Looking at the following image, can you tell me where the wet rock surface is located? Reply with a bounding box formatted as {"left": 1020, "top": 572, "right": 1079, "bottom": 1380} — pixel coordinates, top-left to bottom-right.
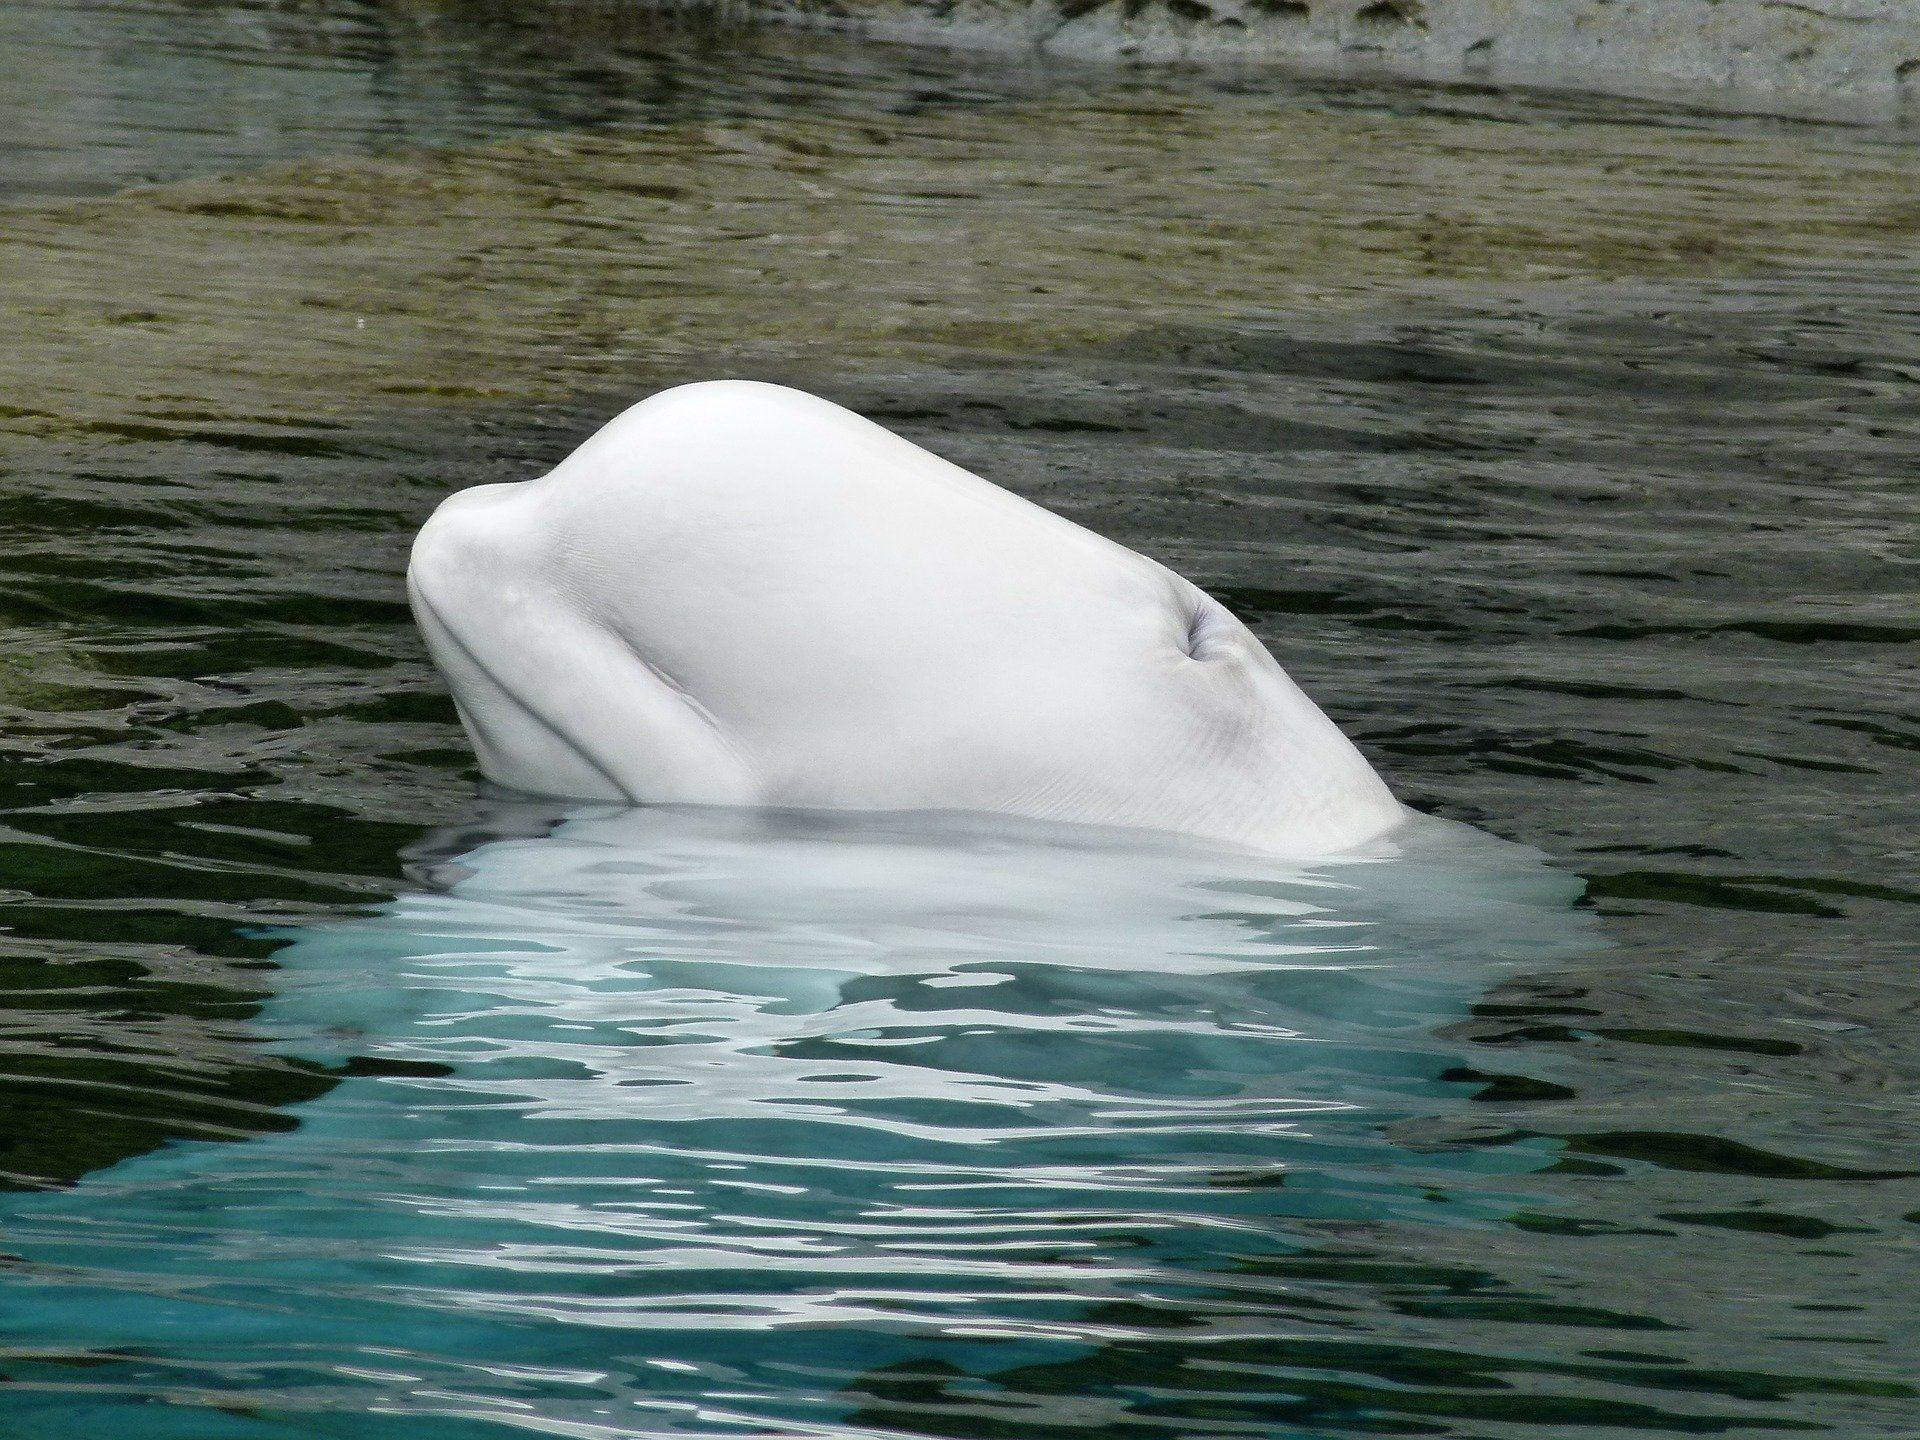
{"left": 724, "top": 0, "right": 1920, "bottom": 120}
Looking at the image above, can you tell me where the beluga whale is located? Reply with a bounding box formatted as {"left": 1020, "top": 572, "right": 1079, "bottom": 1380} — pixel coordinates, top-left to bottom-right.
{"left": 0, "top": 402, "right": 1601, "bottom": 1440}
{"left": 408, "top": 380, "right": 1403, "bottom": 856}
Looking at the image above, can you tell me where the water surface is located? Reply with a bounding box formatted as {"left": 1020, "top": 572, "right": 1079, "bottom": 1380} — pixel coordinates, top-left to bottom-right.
{"left": 0, "top": 3, "right": 1915, "bottom": 1436}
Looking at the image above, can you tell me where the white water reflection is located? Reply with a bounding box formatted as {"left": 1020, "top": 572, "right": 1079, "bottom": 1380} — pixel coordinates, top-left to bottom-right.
{"left": 0, "top": 803, "right": 1588, "bottom": 1437}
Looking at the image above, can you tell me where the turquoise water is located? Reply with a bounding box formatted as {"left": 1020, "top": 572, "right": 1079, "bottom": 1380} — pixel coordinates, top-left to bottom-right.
{"left": 0, "top": 808, "right": 1586, "bottom": 1437}
{"left": 0, "top": 3, "right": 1916, "bottom": 1436}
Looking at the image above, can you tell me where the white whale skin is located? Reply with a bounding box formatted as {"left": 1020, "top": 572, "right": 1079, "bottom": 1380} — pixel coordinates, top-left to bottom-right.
{"left": 407, "top": 380, "right": 1403, "bottom": 856}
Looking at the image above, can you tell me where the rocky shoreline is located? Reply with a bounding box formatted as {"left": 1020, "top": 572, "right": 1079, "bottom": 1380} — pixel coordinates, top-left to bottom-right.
{"left": 712, "top": 0, "right": 1920, "bottom": 121}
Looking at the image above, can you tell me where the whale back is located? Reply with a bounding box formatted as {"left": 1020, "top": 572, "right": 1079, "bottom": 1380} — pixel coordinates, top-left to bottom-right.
{"left": 408, "top": 381, "right": 1400, "bottom": 854}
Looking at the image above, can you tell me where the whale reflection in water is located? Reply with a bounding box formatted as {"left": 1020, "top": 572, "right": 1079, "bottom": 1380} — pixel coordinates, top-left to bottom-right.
{"left": 0, "top": 803, "right": 1593, "bottom": 1438}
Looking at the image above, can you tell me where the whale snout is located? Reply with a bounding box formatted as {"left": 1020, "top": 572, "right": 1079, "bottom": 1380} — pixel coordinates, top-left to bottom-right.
{"left": 407, "top": 482, "right": 545, "bottom": 720}
{"left": 407, "top": 480, "right": 631, "bottom": 803}
{"left": 409, "top": 468, "right": 756, "bottom": 808}
{"left": 409, "top": 482, "right": 532, "bottom": 605}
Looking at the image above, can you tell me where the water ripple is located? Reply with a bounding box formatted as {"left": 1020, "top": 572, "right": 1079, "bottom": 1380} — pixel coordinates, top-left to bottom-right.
{"left": 0, "top": 4, "right": 1915, "bottom": 1436}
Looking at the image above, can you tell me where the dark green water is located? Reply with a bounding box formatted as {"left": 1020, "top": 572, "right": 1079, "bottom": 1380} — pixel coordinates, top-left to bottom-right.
{"left": 0, "top": 3, "right": 1916, "bottom": 1436}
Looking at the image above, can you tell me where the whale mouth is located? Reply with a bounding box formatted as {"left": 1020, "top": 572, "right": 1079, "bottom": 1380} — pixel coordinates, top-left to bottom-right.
{"left": 407, "top": 571, "right": 632, "bottom": 804}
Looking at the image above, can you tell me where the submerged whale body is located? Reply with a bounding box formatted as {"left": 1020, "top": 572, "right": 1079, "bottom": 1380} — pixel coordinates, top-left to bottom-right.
{"left": 409, "top": 380, "right": 1402, "bottom": 855}
{"left": 0, "top": 801, "right": 1589, "bottom": 1438}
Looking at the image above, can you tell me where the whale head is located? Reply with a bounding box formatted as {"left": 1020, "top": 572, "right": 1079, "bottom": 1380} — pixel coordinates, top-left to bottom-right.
{"left": 407, "top": 380, "right": 1402, "bottom": 856}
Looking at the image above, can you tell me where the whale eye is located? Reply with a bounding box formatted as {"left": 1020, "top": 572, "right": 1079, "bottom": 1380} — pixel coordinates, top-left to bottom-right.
{"left": 1183, "top": 596, "right": 1233, "bottom": 661}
